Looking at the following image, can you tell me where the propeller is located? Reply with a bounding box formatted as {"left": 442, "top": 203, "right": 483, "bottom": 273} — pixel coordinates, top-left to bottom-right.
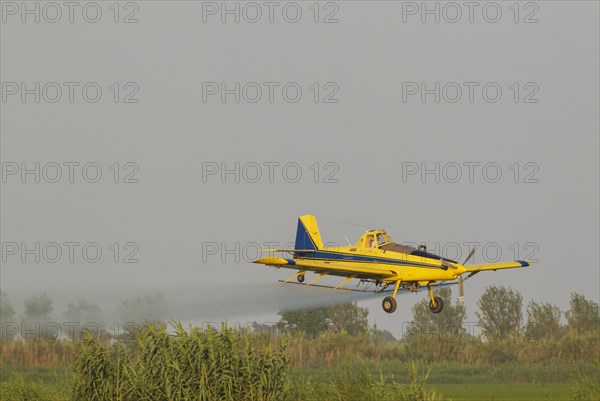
{"left": 458, "top": 246, "right": 476, "bottom": 302}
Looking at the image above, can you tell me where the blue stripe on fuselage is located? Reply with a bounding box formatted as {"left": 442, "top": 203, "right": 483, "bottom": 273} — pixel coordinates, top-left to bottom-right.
{"left": 297, "top": 250, "right": 443, "bottom": 269}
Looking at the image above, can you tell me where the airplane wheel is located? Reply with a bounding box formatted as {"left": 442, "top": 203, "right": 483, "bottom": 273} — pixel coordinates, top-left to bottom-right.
{"left": 429, "top": 296, "right": 444, "bottom": 314}
{"left": 297, "top": 274, "right": 305, "bottom": 283}
{"left": 382, "top": 296, "right": 397, "bottom": 313}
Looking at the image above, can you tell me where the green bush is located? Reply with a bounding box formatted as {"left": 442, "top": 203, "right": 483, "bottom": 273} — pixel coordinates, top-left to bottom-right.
{"left": 71, "top": 323, "right": 289, "bottom": 401}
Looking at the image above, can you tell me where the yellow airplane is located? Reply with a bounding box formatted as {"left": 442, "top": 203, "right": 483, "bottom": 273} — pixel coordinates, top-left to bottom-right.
{"left": 253, "top": 215, "right": 532, "bottom": 314}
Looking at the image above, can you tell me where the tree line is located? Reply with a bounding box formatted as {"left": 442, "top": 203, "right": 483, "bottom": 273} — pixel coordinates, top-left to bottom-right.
{"left": 1, "top": 287, "right": 598, "bottom": 343}
{"left": 0, "top": 291, "right": 169, "bottom": 341}
{"left": 277, "top": 287, "right": 599, "bottom": 341}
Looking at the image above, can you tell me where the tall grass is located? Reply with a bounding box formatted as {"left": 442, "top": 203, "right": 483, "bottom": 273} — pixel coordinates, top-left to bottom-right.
{"left": 2, "top": 326, "right": 597, "bottom": 370}
{"left": 0, "top": 339, "right": 76, "bottom": 368}
{"left": 71, "top": 322, "right": 289, "bottom": 401}
{"left": 1, "top": 373, "right": 70, "bottom": 401}
{"left": 570, "top": 360, "right": 600, "bottom": 401}
{"left": 287, "top": 359, "right": 448, "bottom": 401}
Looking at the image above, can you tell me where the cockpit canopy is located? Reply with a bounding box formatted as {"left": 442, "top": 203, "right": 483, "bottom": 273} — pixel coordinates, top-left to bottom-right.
{"left": 354, "top": 230, "right": 457, "bottom": 263}
{"left": 355, "top": 230, "right": 393, "bottom": 248}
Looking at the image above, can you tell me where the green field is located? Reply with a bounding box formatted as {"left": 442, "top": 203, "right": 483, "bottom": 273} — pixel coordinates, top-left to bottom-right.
{"left": 432, "top": 384, "right": 571, "bottom": 401}
{"left": 289, "top": 363, "right": 583, "bottom": 401}
{"left": 0, "top": 366, "right": 579, "bottom": 401}
{"left": 1, "top": 323, "right": 598, "bottom": 401}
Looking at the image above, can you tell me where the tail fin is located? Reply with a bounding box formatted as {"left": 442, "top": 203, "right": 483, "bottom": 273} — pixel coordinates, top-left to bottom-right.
{"left": 294, "top": 215, "right": 324, "bottom": 250}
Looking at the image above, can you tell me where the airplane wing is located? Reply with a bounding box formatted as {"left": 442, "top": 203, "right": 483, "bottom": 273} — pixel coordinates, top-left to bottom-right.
{"left": 253, "top": 257, "right": 398, "bottom": 280}
{"left": 464, "top": 260, "right": 531, "bottom": 273}
{"left": 279, "top": 279, "right": 458, "bottom": 293}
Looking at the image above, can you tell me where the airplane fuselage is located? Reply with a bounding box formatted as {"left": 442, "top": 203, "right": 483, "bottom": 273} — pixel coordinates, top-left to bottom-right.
{"left": 293, "top": 245, "right": 466, "bottom": 283}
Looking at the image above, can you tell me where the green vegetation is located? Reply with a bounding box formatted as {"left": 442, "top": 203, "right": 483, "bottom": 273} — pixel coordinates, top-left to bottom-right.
{"left": 477, "top": 286, "right": 523, "bottom": 340}
{"left": 0, "top": 290, "right": 598, "bottom": 400}
{"left": 431, "top": 384, "right": 572, "bottom": 401}
{"left": 71, "top": 323, "right": 288, "bottom": 401}
{"left": 278, "top": 302, "right": 369, "bottom": 337}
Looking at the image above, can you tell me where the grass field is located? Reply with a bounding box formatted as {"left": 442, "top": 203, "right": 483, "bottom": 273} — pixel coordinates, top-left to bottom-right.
{"left": 289, "top": 363, "right": 581, "bottom": 401}
{"left": 1, "top": 326, "right": 598, "bottom": 401}
{"left": 0, "top": 364, "right": 580, "bottom": 401}
{"left": 432, "top": 384, "right": 571, "bottom": 401}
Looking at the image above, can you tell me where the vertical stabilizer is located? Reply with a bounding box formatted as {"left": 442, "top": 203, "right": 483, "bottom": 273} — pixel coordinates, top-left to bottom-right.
{"left": 294, "top": 215, "right": 324, "bottom": 250}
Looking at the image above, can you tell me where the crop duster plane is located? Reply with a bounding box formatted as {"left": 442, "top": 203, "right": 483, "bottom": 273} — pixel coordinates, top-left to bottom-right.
{"left": 253, "top": 215, "right": 531, "bottom": 314}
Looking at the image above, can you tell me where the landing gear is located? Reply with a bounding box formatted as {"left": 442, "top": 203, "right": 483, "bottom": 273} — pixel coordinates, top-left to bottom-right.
{"left": 427, "top": 284, "right": 444, "bottom": 314}
{"left": 297, "top": 273, "right": 305, "bottom": 283}
{"left": 429, "top": 296, "right": 444, "bottom": 314}
{"left": 382, "top": 296, "right": 397, "bottom": 313}
{"left": 381, "top": 280, "right": 401, "bottom": 313}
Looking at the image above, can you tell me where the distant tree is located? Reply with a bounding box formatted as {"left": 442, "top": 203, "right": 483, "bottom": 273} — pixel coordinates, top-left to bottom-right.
{"left": 278, "top": 302, "right": 369, "bottom": 337}
{"left": 118, "top": 293, "right": 169, "bottom": 330}
{"left": 327, "top": 302, "right": 369, "bottom": 335}
{"left": 22, "top": 292, "right": 53, "bottom": 323}
{"left": 21, "top": 292, "right": 54, "bottom": 339}
{"left": 477, "top": 286, "right": 523, "bottom": 340}
{"left": 371, "top": 323, "right": 397, "bottom": 345}
{"left": 63, "top": 299, "right": 104, "bottom": 339}
{"left": 525, "top": 300, "right": 562, "bottom": 340}
{"left": 0, "top": 291, "right": 15, "bottom": 321}
{"left": 0, "top": 291, "right": 17, "bottom": 341}
{"left": 566, "top": 293, "right": 600, "bottom": 334}
{"left": 407, "top": 287, "right": 467, "bottom": 340}
{"left": 277, "top": 306, "right": 330, "bottom": 337}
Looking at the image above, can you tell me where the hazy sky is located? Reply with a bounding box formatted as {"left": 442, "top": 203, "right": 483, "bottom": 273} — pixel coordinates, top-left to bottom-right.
{"left": 1, "top": 1, "right": 598, "bottom": 336}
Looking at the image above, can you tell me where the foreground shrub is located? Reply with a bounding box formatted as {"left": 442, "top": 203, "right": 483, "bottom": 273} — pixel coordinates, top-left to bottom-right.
{"left": 71, "top": 323, "right": 289, "bottom": 401}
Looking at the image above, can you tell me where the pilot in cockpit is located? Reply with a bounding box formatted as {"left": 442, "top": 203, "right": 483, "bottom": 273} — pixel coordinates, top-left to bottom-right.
{"left": 366, "top": 235, "right": 376, "bottom": 248}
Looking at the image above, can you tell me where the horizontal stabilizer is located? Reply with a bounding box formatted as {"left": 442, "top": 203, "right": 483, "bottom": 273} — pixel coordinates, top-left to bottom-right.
{"left": 262, "top": 249, "right": 316, "bottom": 253}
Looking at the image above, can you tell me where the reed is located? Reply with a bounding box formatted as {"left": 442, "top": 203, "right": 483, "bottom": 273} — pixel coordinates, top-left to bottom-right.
{"left": 70, "top": 322, "right": 289, "bottom": 401}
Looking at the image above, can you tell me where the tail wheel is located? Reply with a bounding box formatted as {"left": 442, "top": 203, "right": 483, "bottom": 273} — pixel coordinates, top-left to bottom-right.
{"left": 382, "top": 296, "right": 397, "bottom": 314}
{"left": 297, "top": 274, "right": 305, "bottom": 283}
{"left": 429, "top": 296, "right": 444, "bottom": 314}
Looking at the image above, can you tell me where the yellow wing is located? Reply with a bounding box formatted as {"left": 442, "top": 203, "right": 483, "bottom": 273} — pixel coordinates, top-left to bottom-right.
{"left": 464, "top": 260, "right": 531, "bottom": 273}
{"left": 253, "top": 257, "right": 398, "bottom": 280}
